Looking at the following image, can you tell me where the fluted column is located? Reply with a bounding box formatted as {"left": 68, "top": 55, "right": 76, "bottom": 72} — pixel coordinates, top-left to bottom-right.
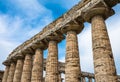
{"left": 58, "top": 73, "right": 62, "bottom": 82}
{"left": 84, "top": 7, "right": 117, "bottom": 82}
{"left": 2, "top": 65, "right": 10, "bottom": 82}
{"left": 13, "top": 58, "right": 24, "bottom": 82}
{"left": 65, "top": 31, "right": 81, "bottom": 82}
{"left": 88, "top": 77, "right": 92, "bottom": 82}
{"left": 92, "top": 15, "right": 117, "bottom": 81}
{"left": 45, "top": 40, "right": 58, "bottom": 82}
{"left": 7, "top": 62, "right": 16, "bottom": 82}
{"left": 62, "top": 22, "right": 83, "bottom": 82}
{"left": 21, "top": 54, "right": 32, "bottom": 82}
{"left": 31, "top": 49, "right": 43, "bottom": 82}
{"left": 81, "top": 77, "right": 86, "bottom": 82}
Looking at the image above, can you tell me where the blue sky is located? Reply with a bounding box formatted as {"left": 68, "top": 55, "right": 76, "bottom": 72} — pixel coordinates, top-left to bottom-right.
{"left": 0, "top": 0, "right": 120, "bottom": 76}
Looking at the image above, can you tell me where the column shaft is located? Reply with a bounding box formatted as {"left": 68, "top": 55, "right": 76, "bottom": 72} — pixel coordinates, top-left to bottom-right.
{"left": 7, "top": 62, "right": 16, "bottom": 82}
{"left": 31, "top": 49, "right": 43, "bottom": 82}
{"left": 58, "top": 73, "right": 62, "bottom": 82}
{"left": 13, "top": 59, "right": 23, "bottom": 82}
{"left": 91, "top": 15, "right": 117, "bottom": 82}
{"left": 21, "top": 54, "right": 32, "bottom": 82}
{"left": 65, "top": 31, "right": 81, "bottom": 82}
{"left": 81, "top": 77, "right": 86, "bottom": 82}
{"left": 2, "top": 66, "right": 10, "bottom": 82}
{"left": 88, "top": 78, "right": 92, "bottom": 82}
{"left": 45, "top": 41, "right": 58, "bottom": 82}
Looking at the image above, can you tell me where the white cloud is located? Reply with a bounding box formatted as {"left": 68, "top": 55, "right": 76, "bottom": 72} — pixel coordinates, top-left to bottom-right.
{"left": 78, "top": 24, "right": 94, "bottom": 73}
{"left": 106, "top": 14, "right": 120, "bottom": 74}
{"left": 9, "top": 0, "right": 53, "bottom": 20}
{"left": 0, "top": 0, "right": 53, "bottom": 70}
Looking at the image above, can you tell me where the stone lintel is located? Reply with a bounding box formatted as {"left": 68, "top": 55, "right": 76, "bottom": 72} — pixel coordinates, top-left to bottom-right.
{"left": 83, "top": 7, "right": 114, "bottom": 22}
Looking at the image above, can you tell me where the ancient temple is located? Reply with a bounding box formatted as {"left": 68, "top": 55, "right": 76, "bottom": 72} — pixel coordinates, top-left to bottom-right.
{"left": 1, "top": 0, "right": 120, "bottom": 82}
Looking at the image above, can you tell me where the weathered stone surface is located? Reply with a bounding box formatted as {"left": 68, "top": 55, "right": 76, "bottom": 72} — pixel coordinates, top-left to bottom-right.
{"left": 13, "top": 59, "right": 23, "bottom": 82}
{"left": 88, "top": 77, "right": 92, "bottom": 82}
{"left": 0, "top": 70, "right": 4, "bottom": 82}
{"left": 7, "top": 62, "right": 16, "bottom": 82}
{"left": 45, "top": 41, "right": 58, "bottom": 82}
{"left": 81, "top": 77, "right": 86, "bottom": 82}
{"left": 61, "top": 21, "right": 84, "bottom": 34}
{"left": 2, "top": 66, "right": 9, "bottom": 82}
{"left": 91, "top": 15, "right": 117, "bottom": 82}
{"left": 31, "top": 49, "right": 43, "bottom": 82}
{"left": 21, "top": 54, "right": 32, "bottom": 82}
{"left": 83, "top": 7, "right": 114, "bottom": 23}
{"left": 65, "top": 31, "right": 81, "bottom": 82}
{"left": 58, "top": 73, "right": 62, "bottom": 82}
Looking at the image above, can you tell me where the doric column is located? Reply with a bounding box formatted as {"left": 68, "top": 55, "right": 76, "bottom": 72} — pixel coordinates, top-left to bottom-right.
{"left": 45, "top": 38, "right": 59, "bottom": 82}
{"left": 21, "top": 54, "right": 32, "bottom": 82}
{"left": 64, "top": 22, "right": 84, "bottom": 82}
{"left": 2, "top": 65, "right": 10, "bottom": 82}
{"left": 7, "top": 62, "right": 16, "bottom": 82}
{"left": 84, "top": 7, "right": 117, "bottom": 82}
{"left": 13, "top": 55, "right": 24, "bottom": 82}
{"left": 58, "top": 73, "right": 62, "bottom": 82}
{"left": 88, "top": 77, "right": 92, "bottom": 82}
{"left": 31, "top": 49, "right": 43, "bottom": 82}
{"left": 81, "top": 77, "right": 86, "bottom": 82}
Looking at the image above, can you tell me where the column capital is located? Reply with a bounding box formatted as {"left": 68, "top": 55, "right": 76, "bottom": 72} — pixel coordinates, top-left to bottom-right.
{"left": 83, "top": 7, "right": 114, "bottom": 22}
{"left": 2, "top": 60, "right": 11, "bottom": 66}
{"left": 14, "top": 54, "right": 24, "bottom": 60}
{"left": 45, "top": 38, "right": 59, "bottom": 82}
{"left": 61, "top": 20, "right": 84, "bottom": 34}
{"left": 31, "top": 48, "right": 43, "bottom": 82}
{"left": 35, "top": 48, "right": 43, "bottom": 52}
{"left": 46, "top": 35, "right": 65, "bottom": 43}
{"left": 31, "top": 40, "right": 48, "bottom": 50}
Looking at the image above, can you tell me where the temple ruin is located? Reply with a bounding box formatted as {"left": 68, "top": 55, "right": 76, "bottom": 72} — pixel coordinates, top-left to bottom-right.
{"left": 1, "top": 0, "right": 120, "bottom": 82}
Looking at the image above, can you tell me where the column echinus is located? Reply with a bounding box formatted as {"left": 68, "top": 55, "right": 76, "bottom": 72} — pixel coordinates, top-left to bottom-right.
{"left": 21, "top": 54, "right": 32, "bottom": 82}
{"left": 31, "top": 48, "right": 43, "bottom": 82}
{"left": 7, "top": 61, "right": 16, "bottom": 82}
{"left": 13, "top": 55, "right": 24, "bottom": 82}
{"left": 83, "top": 5, "right": 117, "bottom": 82}
{"left": 45, "top": 34, "right": 64, "bottom": 82}
{"left": 2, "top": 63, "right": 10, "bottom": 82}
{"left": 62, "top": 21, "right": 84, "bottom": 82}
